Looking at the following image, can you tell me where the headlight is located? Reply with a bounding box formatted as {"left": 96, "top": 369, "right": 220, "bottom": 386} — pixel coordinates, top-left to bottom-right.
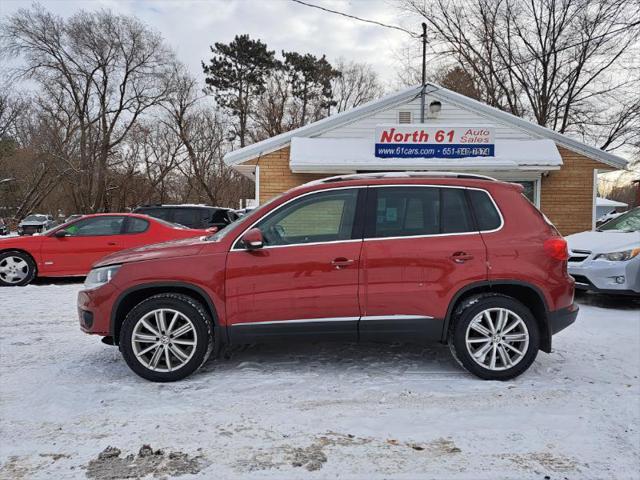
{"left": 84, "top": 265, "right": 121, "bottom": 289}
{"left": 594, "top": 248, "right": 640, "bottom": 262}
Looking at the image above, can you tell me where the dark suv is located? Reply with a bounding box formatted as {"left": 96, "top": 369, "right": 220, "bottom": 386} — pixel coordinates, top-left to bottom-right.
{"left": 80, "top": 173, "right": 578, "bottom": 382}
{"left": 132, "top": 204, "right": 238, "bottom": 231}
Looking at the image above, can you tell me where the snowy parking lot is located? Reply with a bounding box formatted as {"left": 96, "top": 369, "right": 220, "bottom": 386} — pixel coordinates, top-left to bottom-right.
{"left": 0, "top": 282, "right": 638, "bottom": 479}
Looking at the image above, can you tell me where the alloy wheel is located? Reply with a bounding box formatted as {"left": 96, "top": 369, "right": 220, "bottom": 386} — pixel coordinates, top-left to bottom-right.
{"left": 0, "top": 256, "right": 30, "bottom": 284}
{"left": 131, "top": 308, "right": 198, "bottom": 373}
{"left": 464, "top": 307, "right": 530, "bottom": 371}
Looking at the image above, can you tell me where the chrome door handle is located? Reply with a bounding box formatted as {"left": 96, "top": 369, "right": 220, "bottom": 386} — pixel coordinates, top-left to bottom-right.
{"left": 331, "top": 257, "right": 355, "bottom": 269}
{"left": 450, "top": 252, "right": 474, "bottom": 263}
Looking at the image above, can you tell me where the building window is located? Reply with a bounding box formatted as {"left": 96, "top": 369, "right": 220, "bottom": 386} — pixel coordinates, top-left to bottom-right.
{"left": 398, "top": 111, "right": 412, "bottom": 124}
{"left": 512, "top": 181, "right": 538, "bottom": 205}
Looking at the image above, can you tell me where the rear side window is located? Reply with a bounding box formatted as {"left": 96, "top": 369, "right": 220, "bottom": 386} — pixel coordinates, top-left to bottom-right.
{"left": 173, "top": 208, "right": 201, "bottom": 228}
{"left": 141, "top": 208, "right": 172, "bottom": 222}
{"left": 441, "top": 188, "right": 474, "bottom": 233}
{"left": 370, "top": 187, "right": 440, "bottom": 238}
{"left": 368, "top": 186, "right": 477, "bottom": 238}
{"left": 126, "top": 217, "right": 149, "bottom": 234}
{"left": 467, "top": 189, "right": 502, "bottom": 231}
{"left": 210, "top": 209, "right": 231, "bottom": 225}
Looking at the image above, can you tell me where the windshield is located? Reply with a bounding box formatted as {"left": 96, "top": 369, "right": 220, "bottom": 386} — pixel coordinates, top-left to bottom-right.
{"left": 23, "top": 215, "right": 47, "bottom": 222}
{"left": 598, "top": 207, "right": 640, "bottom": 232}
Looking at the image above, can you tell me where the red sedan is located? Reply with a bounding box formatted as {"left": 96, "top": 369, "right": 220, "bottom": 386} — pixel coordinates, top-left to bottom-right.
{"left": 0, "top": 213, "right": 211, "bottom": 286}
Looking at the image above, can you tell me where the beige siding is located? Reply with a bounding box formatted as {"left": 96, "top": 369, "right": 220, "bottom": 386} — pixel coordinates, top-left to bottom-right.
{"left": 317, "top": 94, "right": 537, "bottom": 141}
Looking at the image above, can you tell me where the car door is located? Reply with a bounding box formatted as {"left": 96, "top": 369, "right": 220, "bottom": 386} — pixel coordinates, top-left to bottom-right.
{"left": 359, "top": 185, "right": 487, "bottom": 342}
{"left": 40, "top": 216, "right": 126, "bottom": 275}
{"left": 225, "top": 188, "right": 365, "bottom": 343}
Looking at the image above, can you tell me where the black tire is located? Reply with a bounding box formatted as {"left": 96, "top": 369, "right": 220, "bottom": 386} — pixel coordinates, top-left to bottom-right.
{"left": 449, "top": 293, "right": 540, "bottom": 380}
{"left": 119, "top": 293, "right": 215, "bottom": 382}
{"left": 0, "top": 250, "right": 37, "bottom": 287}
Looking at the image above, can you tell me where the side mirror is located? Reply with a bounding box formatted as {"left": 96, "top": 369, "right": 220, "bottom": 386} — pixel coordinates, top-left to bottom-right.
{"left": 54, "top": 229, "right": 69, "bottom": 238}
{"left": 241, "top": 227, "right": 264, "bottom": 250}
{"left": 205, "top": 226, "right": 219, "bottom": 234}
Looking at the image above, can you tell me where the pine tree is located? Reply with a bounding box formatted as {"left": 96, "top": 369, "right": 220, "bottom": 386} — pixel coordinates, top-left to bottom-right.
{"left": 202, "top": 35, "right": 279, "bottom": 147}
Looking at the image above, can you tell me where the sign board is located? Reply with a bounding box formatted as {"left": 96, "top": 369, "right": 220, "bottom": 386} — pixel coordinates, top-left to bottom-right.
{"left": 375, "top": 125, "right": 495, "bottom": 158}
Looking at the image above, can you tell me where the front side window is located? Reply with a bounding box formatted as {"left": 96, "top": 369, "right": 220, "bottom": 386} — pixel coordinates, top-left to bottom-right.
{"left": 368, "top": 186, "right": 476, "bottom": 238}
{"left": 64, "top": 216, "right": 125, "bottom": 236}
{"left": 252, "top": 189, "right": 359, "bottom": 247}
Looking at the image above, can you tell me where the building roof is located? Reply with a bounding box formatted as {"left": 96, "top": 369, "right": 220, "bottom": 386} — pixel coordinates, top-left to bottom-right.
{"left": 596, "top": 197, "right": 628, "bottom": 208}
{"left": 224, "top": 83, "right": 627, "bottom": 170}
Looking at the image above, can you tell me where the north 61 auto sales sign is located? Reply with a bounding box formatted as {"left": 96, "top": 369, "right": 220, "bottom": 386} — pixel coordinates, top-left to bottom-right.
{"left": 374, "top": 125, "right": 495, "bottom": 159}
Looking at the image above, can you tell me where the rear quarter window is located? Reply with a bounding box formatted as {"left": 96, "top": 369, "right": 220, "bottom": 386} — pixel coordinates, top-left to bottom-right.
{"left": 467, "top": 189, "right": 502, "bottom": 231}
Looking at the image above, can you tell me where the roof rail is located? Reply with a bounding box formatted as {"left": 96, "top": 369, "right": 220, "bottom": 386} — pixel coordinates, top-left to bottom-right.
{"left": 305, "top": 171, "right": 498, "bottom": 185}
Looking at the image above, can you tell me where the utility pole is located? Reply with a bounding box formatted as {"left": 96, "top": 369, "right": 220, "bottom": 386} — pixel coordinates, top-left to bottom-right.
{"left": 420, "top": 22, "right": 427, "bottom": 123}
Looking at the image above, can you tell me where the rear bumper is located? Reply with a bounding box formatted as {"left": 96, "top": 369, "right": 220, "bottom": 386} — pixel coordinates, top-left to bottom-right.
{"left": 548, "top": 303, "right": 579, "bottom": 336}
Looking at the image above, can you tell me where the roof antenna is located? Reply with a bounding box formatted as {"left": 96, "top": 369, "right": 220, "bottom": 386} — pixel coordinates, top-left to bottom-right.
{"left": 420, "top": 22, "right": 427, "bottom": 123}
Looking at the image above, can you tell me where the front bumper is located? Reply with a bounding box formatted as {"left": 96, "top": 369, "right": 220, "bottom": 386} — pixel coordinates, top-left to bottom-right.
{"left": 568, "top": 255, "right": 640, "bottom": 295}
{"left": 77, "top": 283, "right": 119, "bottom": 335}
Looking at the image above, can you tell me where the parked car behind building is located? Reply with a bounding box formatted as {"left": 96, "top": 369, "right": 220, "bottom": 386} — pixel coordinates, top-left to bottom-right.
{"left": 132, "top": 204, "right": 238, "bottom": 231}
{"left": 17, "top": 214, "right": 56, "bottom": 235}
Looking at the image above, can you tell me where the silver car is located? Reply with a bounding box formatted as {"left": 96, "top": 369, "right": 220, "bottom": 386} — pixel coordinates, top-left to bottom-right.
{"left": 566, "top": 207, "right": 640, "bottom": 295}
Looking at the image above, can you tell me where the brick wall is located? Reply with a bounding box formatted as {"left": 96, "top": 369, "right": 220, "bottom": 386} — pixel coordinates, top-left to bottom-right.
{"left": 240, "top": 144, "right": 613, "bottom": 236}
{"left": 540, "top": 147, "right": 612, "bottom": 236}
{"left": 240, "top": 147, "right": 325, "bottom": 204}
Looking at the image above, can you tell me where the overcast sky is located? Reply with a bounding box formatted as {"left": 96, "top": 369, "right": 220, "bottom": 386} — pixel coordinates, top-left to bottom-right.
{"left": 0, "top": 0, "right": 418, "bottom": 87}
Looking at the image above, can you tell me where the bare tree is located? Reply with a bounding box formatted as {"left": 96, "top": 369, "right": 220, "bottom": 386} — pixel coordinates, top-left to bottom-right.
{"left": 401, "top": 0, "right": 640, "bottom": 152}
{"left": 1, "top": 5, "right": 175, "bottom": 212}
{"left": 331, "top": 58, "right": 385, "bottom": 113}
{"left": 163, "top": 67, "right": 252, "bottom": 207}
{"left": 251, "top": 72, "right": 297, "bottom": 141}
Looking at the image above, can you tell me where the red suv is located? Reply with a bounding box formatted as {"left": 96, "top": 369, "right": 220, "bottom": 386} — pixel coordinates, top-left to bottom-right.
{"left": 78, "top": 173, "right": 578, "bottom": 382}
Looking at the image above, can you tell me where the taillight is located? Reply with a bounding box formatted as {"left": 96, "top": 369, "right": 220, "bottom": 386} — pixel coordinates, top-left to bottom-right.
{"left": 544, "top": 237, "right": 569, "bottom": 261}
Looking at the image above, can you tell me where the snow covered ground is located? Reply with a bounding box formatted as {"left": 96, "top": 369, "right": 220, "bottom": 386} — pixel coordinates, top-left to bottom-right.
{"left": 0, "top": 282, "right": 638, "bottom": 479}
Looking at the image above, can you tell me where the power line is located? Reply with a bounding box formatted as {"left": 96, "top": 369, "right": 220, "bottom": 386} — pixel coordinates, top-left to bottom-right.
{"left": 291, "top": 0, "right": 639, "bottom": 74}
{"left": 290, "top": 0, "right": 419, "bottom": 37}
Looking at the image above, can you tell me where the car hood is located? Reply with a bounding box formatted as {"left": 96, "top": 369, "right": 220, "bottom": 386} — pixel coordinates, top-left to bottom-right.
{"left": 566, "top": 230, "right": 640, "bottom": 254}
{"left": 94, "top": 236, "right": 212, "bottom": 268}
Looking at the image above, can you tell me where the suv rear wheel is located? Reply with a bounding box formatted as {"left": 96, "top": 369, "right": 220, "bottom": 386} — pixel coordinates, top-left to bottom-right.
{"left": 120, "top": 293, "right": 214, "bottom": 382}
{"left": 449, "top": 294, "right": 540, "bottom": 380}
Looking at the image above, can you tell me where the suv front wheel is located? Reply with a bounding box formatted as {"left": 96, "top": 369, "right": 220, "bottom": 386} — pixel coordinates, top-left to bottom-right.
{"left": 120, "top": 293, "right": 214, "bottom": 382}
{"left": 449, "top": 294, "right": 540, "bottom": 380}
